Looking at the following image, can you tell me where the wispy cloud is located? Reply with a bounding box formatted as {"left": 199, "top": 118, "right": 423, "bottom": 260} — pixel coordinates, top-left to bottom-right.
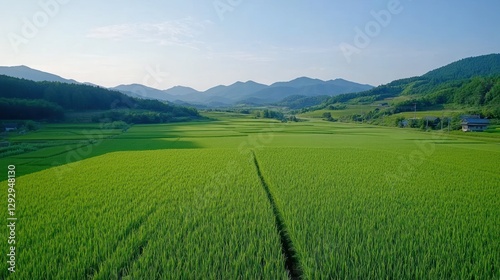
{"left": 208, "top": 45, "right": 336, "bottom": 63}
{"left": 86, "top": 18, "right": 211, "bottom": 49}
{"left": 211, "top": 51, "right": 275, "bottom": 63}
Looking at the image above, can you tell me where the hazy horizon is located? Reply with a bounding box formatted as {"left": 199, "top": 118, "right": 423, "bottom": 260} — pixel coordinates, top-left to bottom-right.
{"left": 2, "top": 0, "right": 499, "bottom": 91}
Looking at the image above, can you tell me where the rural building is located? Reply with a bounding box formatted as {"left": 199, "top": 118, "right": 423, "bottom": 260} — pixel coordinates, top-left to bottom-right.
{"left": 400, "top": 119, "right": 409, "bottom": 127}
{"left": 461, "top": 116, "right": 489, "bottom": 132}
{"left": 4, "top": 123, "right": 18, "bottom": 132}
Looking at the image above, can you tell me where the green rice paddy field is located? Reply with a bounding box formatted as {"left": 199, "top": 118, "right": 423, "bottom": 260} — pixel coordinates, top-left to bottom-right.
{"left": 1, "top": 112, "right": 499, "bottom": 279}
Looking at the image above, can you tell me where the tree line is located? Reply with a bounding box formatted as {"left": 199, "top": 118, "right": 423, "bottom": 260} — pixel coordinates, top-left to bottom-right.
{"left": 0, "top": 75, "right": 200, "bottom": 122}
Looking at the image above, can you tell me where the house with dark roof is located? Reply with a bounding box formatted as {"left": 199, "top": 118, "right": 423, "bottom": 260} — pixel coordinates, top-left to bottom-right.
{"left": 461, "top": 116, "right": 489, "bottom": 132}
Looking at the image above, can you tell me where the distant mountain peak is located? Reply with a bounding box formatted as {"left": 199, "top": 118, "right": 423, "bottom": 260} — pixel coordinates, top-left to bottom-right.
{"left": 163, "top": 85, "right": 201, "bottom": 97}
{"left": 0, "top": 65, "right": 79, "bottom": 84}
{"left": 119, "top": 83, "right": 148, "bottom": 88}
{"left": 170, "top": 85, "right": 194, "bottom": 89}
{"left": 112, "top": 84, "right": 176, "bottom": 101}
{"left": 242, "top": 80, "right": 262, "bottom": 85}
{"left": 13, "top": 65, "right": 33, "bottom": 70}
{"left": 229, "top": 80, "right": 261, "bottom": 86}
{"left": 293, "top": 76, "right": 320, "bottom": 81}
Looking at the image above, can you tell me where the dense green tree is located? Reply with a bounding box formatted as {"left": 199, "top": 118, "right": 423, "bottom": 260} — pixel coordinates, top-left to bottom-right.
{"left": 0, "top": 98, "right": 64, "bottom": 120}
{"left": 0, "top": 75, "right": 201, "bottom": 122}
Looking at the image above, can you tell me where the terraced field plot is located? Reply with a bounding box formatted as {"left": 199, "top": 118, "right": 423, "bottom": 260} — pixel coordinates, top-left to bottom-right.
{"left": 1, "top": 113, "right": 499, "bottom": 278}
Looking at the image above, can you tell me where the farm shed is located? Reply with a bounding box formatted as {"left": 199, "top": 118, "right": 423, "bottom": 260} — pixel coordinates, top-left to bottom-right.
{"left": 461, "top": 117, "right": 489, "bottom": 132}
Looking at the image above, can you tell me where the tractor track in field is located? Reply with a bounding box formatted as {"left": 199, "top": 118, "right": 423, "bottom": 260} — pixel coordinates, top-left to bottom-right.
{"left": 87, "top": 203, "right": 158, "bottom": 280}
{"left": 251, "top": 151, "right": 303, "bottom": 280}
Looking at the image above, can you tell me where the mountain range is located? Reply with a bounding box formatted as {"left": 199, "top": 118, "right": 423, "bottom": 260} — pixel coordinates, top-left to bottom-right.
{"left": 4, "top": 53, "right": 498, "bottom": 112}
{"left": 0, "top": 65, "right": 373, "bottom": 107}
{"left": 1, "top": 53, "right": 499, "bottom": 120}
{"left": 115, "top": 78, "right": 373, "bottom": 106}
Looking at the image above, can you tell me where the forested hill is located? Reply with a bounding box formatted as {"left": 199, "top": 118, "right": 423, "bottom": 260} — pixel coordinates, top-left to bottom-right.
{"left": 0, "top": 75, "right": 200, "bottom": 122}
{"left": 422, "top": 53, "right": 500, "bottom": 81}
{"left": 317, "top": 54, "right": 500, "bottom": 118}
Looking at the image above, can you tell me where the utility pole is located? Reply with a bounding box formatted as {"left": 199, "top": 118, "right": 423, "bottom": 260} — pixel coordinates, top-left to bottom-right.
{"left": 413, "top": 103, "right": 417, "bottom": 119}
{"left": 441, "top": 113, "right": 444, "bottom": 130}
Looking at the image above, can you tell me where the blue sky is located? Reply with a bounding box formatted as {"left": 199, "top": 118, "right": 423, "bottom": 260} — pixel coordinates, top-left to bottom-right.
{"left": 1, "top": 0, "right": 499, "bottom": 91}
